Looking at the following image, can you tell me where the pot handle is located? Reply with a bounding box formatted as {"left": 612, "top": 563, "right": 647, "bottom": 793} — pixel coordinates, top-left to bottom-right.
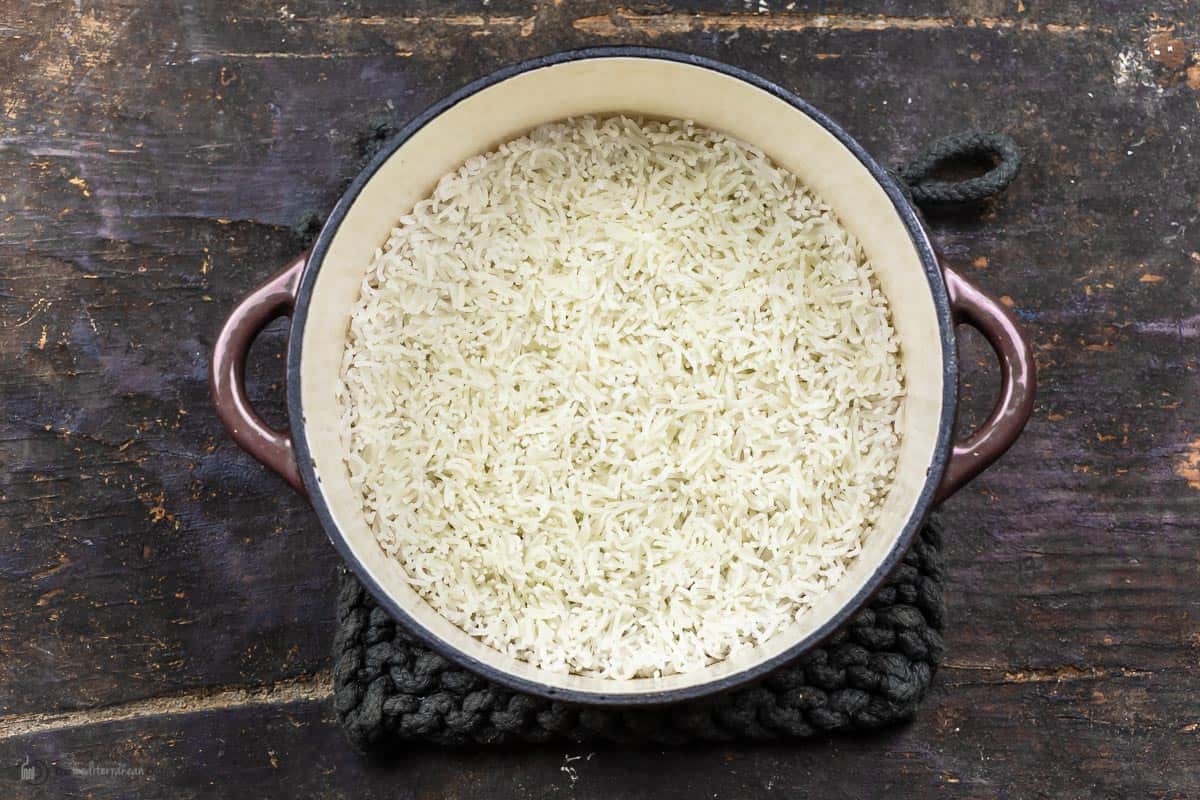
{"left": 936, "top": 265, "right": 1036, "bottom": 503}
{"left": 210, "top": 254, "right": 307, "bottom": 495}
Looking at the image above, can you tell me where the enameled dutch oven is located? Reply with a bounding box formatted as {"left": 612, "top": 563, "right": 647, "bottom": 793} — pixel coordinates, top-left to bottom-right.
{"left": 211, "top": 48, "right": 1035, "bottom": 705}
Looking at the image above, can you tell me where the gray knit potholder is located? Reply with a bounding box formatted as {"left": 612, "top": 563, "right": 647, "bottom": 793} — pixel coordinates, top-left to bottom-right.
{"left": 332, "top": 516, "right": 945, "bottom": 749}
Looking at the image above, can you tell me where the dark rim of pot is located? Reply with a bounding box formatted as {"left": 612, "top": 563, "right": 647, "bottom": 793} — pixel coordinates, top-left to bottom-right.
{"left": 287, "top": 46, "right": 958, "bottom": 707}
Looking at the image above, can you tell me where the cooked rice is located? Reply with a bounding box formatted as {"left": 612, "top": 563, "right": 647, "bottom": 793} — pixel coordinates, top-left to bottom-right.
{"left": 336, "top": 116, "right": 904, "bottom": 679}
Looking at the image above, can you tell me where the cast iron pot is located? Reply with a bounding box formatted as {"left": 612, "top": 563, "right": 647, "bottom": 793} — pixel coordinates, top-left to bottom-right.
{"left": 211, "top": 48, "right": 1035, "bottom": 705}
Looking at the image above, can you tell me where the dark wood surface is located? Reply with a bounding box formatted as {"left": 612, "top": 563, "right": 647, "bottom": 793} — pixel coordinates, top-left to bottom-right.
{"left": 2, "top": 1, "right": 1198, "bottom": 797}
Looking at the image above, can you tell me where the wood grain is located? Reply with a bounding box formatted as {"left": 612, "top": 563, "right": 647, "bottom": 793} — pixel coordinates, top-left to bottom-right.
{"left": 1, "top": 0, "right": 1198, "bottom": 797}
{"left": 0, "top": 672, "right": 1195, "bottom": 798}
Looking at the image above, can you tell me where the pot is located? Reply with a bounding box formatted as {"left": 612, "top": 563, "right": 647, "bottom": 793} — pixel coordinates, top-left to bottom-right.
{"left": 210, "top": 48, "right": 1035, "bottom": 705}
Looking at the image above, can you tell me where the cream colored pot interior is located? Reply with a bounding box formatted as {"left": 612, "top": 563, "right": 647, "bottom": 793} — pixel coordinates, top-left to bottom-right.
{"left": 299, "top": 57, "right": 946, "bottom": 696}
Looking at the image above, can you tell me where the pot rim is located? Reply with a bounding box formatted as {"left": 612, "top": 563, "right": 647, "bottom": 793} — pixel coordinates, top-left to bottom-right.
{"left": 286, "top": 46, "right": 958, "bottom": 706}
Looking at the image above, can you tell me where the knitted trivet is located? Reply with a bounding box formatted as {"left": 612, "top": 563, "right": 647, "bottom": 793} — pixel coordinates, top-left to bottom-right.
{"left": 333, "top": 517, "right": 944, "bottom": 749}
{"left": 316, "top": 124, "right": 1019, "bottom": 750}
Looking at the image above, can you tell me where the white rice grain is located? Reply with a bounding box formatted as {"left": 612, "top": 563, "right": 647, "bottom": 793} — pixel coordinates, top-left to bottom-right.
{"left": 337, "top": 116, "right": 904, "bottom": 679}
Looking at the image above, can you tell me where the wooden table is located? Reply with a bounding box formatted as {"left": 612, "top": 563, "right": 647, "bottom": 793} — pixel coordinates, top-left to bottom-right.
{"left": 2, "top": 1, "right": 1197, "bottom": 797}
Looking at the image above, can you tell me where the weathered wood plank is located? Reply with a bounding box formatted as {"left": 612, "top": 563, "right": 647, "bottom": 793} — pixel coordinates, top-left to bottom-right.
{"left": 0, "top": 668, "right": 1196, "bottom": 798}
